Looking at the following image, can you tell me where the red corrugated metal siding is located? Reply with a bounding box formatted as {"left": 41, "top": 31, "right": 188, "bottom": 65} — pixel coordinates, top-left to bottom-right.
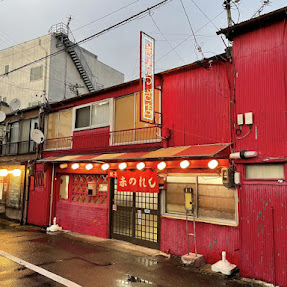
{"left": 160, "top": 217, "right": 240, "bottom": 266}
{"left": 72, "top": 127, "right": 110, "bottom": 151}
{"left": 161, "top": 62, "right": 232, "bottom": 147}
{"left": 233, "top": 21, "right": 287, "bottom": 159}
{"left": 27, "top": 164, "right": 52, "bottom": 226}
{"left": 240, "top": 182, "right": 287, "bottom": 286}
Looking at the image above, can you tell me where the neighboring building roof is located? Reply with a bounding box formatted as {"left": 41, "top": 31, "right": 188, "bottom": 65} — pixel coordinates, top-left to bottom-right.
{"left": 49, "top": 53, "right": 229, "bottom": 109}
{"left": 217, "top": 6, "right": 287, "bottom": 40}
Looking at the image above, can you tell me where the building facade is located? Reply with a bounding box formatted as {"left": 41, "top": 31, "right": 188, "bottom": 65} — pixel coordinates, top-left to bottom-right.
{"left": 0, "top": 106, "right": 41, "bottom": 221}
{"left": 0, "top": 23, "right": 124, "bottom": 108}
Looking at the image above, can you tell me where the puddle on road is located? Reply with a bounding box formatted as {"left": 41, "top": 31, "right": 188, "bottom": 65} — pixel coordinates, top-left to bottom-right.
{"left": 138, "top": 257, "right": 158, "bottom": 267}
{"left": 118, "top": 275, "right": 153, "bottom": 285}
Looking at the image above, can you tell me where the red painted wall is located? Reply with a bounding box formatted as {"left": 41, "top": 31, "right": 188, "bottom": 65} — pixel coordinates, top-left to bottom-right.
{"left": 239, "top": 182, "right": 287, "bottom": 287}
{"left": 161, "top": 61, "right": 232, "bottom": 147}
{"left": 161, "top": 217, "right": 240, "bottom": 266}
{"left": 233, "top": 21, "right": 287, "bottom": 159}
{"left": 56, "top": 202, "right": 108, "bottom": 238}
{"left": 27, "top": 163, "right": 51, "bottom": 226}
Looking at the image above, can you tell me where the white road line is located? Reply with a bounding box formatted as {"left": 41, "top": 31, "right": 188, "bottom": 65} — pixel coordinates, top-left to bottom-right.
{"left": 0, "top": 250, "right": 82, "bottom": 287}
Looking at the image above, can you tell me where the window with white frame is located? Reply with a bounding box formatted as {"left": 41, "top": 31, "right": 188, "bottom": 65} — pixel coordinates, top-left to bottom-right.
{"left": 165, "top": 174, "right": 237, "bottom": 223}
{"left": 74, "top": 100, "right": 110, "bottom": 130}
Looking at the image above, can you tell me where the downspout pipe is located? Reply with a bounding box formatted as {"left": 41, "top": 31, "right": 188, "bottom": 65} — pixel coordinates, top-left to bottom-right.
{"left": 49, "top": 163, "right": 55, "bottom": 226}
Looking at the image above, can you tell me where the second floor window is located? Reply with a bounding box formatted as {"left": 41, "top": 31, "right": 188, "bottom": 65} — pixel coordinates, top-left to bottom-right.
{"left": 74, "top": 100, "right": 110, "bottom": 130}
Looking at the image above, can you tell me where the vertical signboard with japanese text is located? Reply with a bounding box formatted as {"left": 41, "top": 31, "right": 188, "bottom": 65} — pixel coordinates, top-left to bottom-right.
{"left": 140, "top": 31, "right": 155, "bottom": 123}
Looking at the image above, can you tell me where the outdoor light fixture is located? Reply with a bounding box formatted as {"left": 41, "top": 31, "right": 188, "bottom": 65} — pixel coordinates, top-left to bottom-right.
{"left": 137, "top": 162, "right": 145, "bottom": 170}
{"left": 85, "top": 163, "right": 93, "bottom": 170}
{"left": 71, "top": 163, "right": 79, "bottom": 170}
{"left": 0, "top": 169, "right": 8, "bottom": 177}
{"left": 208, "top": 159, "right": 219, "bottom": 169}
{"left": 101, "top": 163, "right": 110, "bottom": 171}
{"left": 59, "top": 163, "right": 68, "bottom": 169}
{"left": 157, "top": 161, "right": 167, "bottom": 170}
{"left": 180, "top": 160, "right": 190, "bottom": 169}
{"left": 12, "top": 169, "right": 21, "bottom": 177}
{"left": 119, "top": 162, "right": 127, "bottom": 170}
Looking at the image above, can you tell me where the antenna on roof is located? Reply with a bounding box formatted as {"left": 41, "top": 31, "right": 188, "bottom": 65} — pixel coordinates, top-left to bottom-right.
{"left": 0, "top": 111, "right": 6, "bottom": 122}
{"left": 9, "top": 98, "right": 21, "bottom": 112}
{"left": 31, "top": 129, "right": 45, "bottom": 144}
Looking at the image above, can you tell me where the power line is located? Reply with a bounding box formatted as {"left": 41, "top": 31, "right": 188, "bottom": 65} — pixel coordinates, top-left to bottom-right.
{"left": 149, "top": 13, "right": 186, "bottom": 64}
{"left": 189, "top": 0, "right": 219, "bottom": 30}
{"left": 179, "top": 0, "right": 204, "bottom": 59}
{"left": 156, "top": 10, "right": 225, "bottom": 63}
{"left": 73, "top": 0, "right": 140, "bottom": 32}
{"left": 0, "top": 0, "right": 172, "bottom": 78}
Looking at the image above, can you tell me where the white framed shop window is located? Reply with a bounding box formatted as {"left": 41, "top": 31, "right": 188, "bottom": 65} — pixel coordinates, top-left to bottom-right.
{"left": 164, "top": 173, "right": 238, "bottom": 226}
{"left": 246, "top": 164, "right": 285, "bottom": 179}
{"left": 73, "top": 99, "right": 112, "bottom": 131}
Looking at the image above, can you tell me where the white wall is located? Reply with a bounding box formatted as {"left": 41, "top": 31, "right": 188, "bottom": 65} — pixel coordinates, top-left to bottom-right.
{"left": 0, "top": 33, "right": 124, "bottom": 108}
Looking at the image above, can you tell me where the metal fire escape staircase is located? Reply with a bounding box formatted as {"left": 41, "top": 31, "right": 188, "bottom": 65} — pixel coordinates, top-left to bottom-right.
{"left": 49, "top": 23, "right": 101, "bottom": 93}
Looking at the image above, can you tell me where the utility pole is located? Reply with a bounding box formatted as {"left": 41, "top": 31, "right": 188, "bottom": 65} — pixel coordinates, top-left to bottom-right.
{"left": 223, "top": 0, "right": 232, "bottom": 27}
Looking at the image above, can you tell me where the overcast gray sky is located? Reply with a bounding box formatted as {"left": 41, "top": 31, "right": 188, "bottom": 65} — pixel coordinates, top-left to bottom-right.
{"left": 0, "top": 0, "right": 286, "bottom": 82}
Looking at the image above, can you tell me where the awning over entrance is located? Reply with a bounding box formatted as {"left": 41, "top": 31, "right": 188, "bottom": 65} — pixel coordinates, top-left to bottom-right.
{"left": 39, "top": 143, "right": 231, "bottom": 163}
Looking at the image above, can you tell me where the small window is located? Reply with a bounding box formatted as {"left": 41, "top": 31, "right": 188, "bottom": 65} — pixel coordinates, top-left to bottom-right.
{"left": 3, "top": 97, "right": 7, "bottom": 103}
{"left": 74, "top": 100, "right": 110, "bottom": 130}
{"left": 59, "top": 175, "right": 69, "bottom": 199}
{"left": 30, "top": 66, "right": 43, "bottom": 81}
{"left": 246, "top": 164, "right": 284, "bottom": 179}
{"left": 4, "top": 65, "right": 9, "bottom": 74}
{"left": 75, "top": 106, "right": 90, "bottom": 128}
{"left": 91, "top": 101, "right": 109, "bottom": 127}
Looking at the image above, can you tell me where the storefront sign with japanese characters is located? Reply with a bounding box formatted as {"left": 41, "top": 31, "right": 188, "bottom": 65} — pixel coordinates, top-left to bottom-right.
{"left": 117, "top": 169, "right": 159, "bottom": 193}
{"left": 140, "top": 31, "right": 155, "bottom": 123}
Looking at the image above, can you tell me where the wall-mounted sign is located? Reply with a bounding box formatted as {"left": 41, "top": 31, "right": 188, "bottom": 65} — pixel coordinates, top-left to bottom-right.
{"left": 140, "top": 31, "right": 155, "bottom": 123}
{"left": 117, "top": 169, "right": 159, "bottom": 193}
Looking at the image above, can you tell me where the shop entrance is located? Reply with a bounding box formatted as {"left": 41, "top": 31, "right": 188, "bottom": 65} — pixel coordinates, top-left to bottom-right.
{"left": 110, "top": 179, "right": 160, "bottom": 249}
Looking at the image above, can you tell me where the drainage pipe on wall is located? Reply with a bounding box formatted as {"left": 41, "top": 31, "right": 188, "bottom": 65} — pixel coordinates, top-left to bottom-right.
{"left": 49, "top": 163, "right": 55, "bottom": 226}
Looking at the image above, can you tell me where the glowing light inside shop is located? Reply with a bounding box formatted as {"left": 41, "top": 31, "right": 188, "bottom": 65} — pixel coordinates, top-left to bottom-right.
{"left": 0, "top": 169, "right": 8, "bottom": 177}
{"left": 137, "top": 162, "right": 145, "bottom": 170}
{"left": 85, "top": 163, "right": 93, "bottom": 170}
{"left": 119, "top": 162, "right": 127, "bottom": 170}
{"left": 208, "top": 159, "right": 219, "bottom": 169}
{"left": 101, "top": 163, "right": 110, "bottom": 171}
{"left": 157, "top": 161, "right": 166, "bottom": 170}
{"left": 12, "top": 169, "right": 21, "bottom": 177}
{"left": 180, "top": 160, "right": 190, "bottom": 169}
{"left": 59, "top": 163, "right": 68, "bottom": 169}
{"left": 71, "top": 163, "right": 80, "bottom": 170}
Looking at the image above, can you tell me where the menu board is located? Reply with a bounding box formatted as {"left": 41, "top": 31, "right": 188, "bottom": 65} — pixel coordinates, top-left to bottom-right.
{"left": 9, "top": 176, "right": 21, "bottom": 207}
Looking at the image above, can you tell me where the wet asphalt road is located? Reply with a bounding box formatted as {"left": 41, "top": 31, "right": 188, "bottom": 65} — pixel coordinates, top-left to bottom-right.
{"left": 0, "top": 219, "right": 260, "bottom": 287}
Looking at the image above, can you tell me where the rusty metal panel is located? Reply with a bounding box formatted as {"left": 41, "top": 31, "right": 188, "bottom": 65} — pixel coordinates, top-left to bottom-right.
{"left": 161, "top": 61, "right": 232, "bottom": 147}
{"left": 240, "top": 183, "right": 287, "bottom": 286}
{"left": 233, "top": 21, "right": 287, "bottom": 160}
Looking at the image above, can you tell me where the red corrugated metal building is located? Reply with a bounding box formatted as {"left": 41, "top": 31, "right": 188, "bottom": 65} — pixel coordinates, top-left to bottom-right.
{"left": 218, "top": 7, "right": 287, "bottom": 286}
{"left": 27, "top": 54, "right": 239, "bottom": 264}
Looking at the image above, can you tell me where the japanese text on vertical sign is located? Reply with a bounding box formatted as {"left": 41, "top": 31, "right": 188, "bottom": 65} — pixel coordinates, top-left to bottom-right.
{"left": 140, "top": 32, "right": 155, "bottom": 122}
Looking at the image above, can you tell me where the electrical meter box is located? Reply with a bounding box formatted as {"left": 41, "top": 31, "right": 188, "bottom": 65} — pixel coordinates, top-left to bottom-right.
{"left": 87, "top": 182, "right": 97, "bottom": 196}
{"left": 221, "top": 167, "right": 235, "bottom": 188}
